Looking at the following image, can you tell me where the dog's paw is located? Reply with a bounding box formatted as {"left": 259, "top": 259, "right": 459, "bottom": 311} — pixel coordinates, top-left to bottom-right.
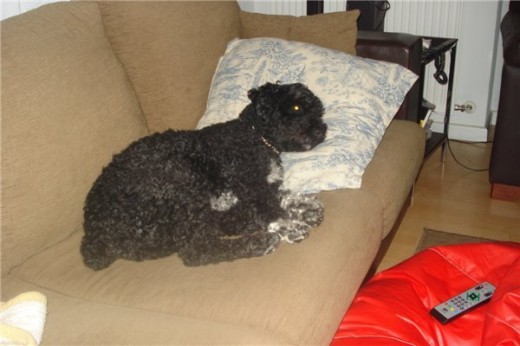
{"left": 280, "top": 192, "right": 324, "bottom": 227}
{"left": 246, "top": 232, "right": 280, "bottom": 257}
{"left": 268, "top": 219, "right": 310, "bottom": 244}
{"left": 262, "top": 233, "right": 281, "bottom": 255}
{"left": 301, "top": 205, "right": 324, "bottom": 227}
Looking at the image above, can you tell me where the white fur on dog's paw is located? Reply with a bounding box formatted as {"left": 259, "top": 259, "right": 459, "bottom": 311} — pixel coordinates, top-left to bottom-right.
{"left": 268, "top": 218, "right": 311, "bottom": 244}
{"left": 280, "top": 192, "right": 324, "bottom": 227}
{"left": 210, "top": 190, "right": 238, "bottom": 212}
{"left": 263, "top": 236, "right": 280, "bottom": 255}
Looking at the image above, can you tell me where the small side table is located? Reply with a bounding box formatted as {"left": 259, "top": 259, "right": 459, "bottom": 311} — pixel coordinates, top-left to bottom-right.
{"left": 419, "top": 36, "right": 458, "bottom": 160}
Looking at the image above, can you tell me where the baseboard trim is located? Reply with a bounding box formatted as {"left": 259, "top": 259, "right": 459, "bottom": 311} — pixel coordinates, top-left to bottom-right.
{"left": 430, "top": 122, "right": 488, "bottom": 142}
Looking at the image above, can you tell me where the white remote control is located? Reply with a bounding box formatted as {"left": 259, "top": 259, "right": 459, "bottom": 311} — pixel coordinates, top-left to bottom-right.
{"left": 430, "top": 281, "right": 496, "bottom": 324}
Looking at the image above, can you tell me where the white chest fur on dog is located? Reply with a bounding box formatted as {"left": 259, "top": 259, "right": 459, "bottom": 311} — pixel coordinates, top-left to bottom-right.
{"left": 210, "top": 158, "right": 281, "bottom": 212}
{"left": 267, "top": 159, "right": 283, "bottom": 184}
{"left": 209, "top": 190, "right": 239, "bottom": 212}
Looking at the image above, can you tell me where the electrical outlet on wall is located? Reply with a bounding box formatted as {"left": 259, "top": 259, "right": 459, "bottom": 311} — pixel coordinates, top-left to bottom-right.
{"left": 454, "top": 101, "right": 476, "bottom": 113}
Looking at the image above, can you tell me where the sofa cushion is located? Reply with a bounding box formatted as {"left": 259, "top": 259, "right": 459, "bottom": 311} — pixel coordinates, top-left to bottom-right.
{"left": 98, "top": 1, "right": 241, "bottom": 132}
{"left": 1, "top": 2, "right": 148, "bottom": 274}
{"left": 1, "top": 277, "right": 284, "bottom": 345}
{"left": 7, "top": 189, "right": 383, "bottom": 345}
{"left": 197, "top": 38, "right": 418, "bottom": 192}
{"left": 240, "top": 10, "right": 360, "bottom": 55}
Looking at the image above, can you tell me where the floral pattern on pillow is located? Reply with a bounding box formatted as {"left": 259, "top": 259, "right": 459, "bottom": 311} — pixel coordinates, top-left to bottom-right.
{"left": 197, "top": 38, "right": 418, "bottom": 193}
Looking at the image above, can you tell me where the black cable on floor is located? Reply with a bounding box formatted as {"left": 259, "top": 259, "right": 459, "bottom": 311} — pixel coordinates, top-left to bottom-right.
{"left": 446, "top": 137, "right": 490, "bottom": 172}
{"left": 449, "top": 138, "right": 493, "bottom": 145}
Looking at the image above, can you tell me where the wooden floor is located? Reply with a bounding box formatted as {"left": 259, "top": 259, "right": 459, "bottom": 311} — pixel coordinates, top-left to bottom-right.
{"left": 377, "top": 140, "right": 520, "bottom": 272}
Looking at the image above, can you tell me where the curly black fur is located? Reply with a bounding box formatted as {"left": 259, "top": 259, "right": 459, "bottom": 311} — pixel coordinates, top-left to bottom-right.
{"left": 81, "top": 82, "right": 327, "bottom": 270}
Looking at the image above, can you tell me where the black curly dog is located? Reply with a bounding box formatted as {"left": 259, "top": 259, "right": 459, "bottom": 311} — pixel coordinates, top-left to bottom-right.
{"left": 81, "top": 82, "right": 327, "bottom": 270}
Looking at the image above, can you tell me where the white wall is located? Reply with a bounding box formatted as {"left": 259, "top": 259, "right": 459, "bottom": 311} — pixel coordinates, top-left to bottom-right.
{"left": 437, "top": 1, "right": 500, "bottom": 141}
{"left": 238, "top": 0, "right": 306, "bottom": 15}
{"left": 237, "top": 0, "right": 345, "bottom": 15}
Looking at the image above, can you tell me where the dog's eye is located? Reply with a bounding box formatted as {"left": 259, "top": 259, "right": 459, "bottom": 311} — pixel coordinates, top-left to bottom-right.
{"left": 291, "top": 104, "right": 302, "bottom": 113}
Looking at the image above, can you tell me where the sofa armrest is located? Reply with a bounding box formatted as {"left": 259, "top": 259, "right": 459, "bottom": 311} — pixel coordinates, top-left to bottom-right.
{"left": 356, "top": 31, "right": 422, "bottom": 122}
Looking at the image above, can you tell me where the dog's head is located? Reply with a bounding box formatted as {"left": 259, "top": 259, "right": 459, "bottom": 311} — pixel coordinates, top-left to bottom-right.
{"left": 240, "top": 82, "right": 327, "bottom": 152}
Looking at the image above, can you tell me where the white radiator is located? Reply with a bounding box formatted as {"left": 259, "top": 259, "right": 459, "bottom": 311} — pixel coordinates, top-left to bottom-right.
{"left": 384, "top": 1, "right": 465, "bottom": 114}
{"left": 255, "top": 0, "right": 307, "bottom": 16}
{"left": 324, "top": 0, "right": 346, "bottom": 13}
{"left": 261, "top": 0, "right": 345, "bottom": 16}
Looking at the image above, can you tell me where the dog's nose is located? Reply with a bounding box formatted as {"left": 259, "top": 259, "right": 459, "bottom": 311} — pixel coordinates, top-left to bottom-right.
{"left": 312, "top": 124, "right": 327, "bottom": 141}
{"left": 313, "top": 127, "right": 324, "bottom": 138}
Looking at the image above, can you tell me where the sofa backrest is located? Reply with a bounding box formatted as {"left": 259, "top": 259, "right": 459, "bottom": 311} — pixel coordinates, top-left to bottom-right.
{"left": 1, "top": 2, "right": 149, "bottom": 273}
{"left": 98, "top": 1, "right": 241, "bottom": 132}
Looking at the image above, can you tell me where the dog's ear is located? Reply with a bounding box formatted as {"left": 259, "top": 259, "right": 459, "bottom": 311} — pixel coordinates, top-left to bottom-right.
{"left": 247, "top": 83, "right": 278, "bottom": 125}
{"left": 248, "top": 83, "right": 279, "bottom": 103}
{"left": 247, "top": 87, "right": 259, "bottom": 103}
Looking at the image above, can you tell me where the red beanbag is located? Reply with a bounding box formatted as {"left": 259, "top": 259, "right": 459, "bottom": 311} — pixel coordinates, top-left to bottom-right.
{"left": 331, "top": 242, "right": 520, "bottom": 346}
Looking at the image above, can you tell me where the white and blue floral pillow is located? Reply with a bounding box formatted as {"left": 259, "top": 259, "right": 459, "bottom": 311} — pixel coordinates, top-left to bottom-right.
{"left": 197, "top": 38, "right": 418, "bottom": 193}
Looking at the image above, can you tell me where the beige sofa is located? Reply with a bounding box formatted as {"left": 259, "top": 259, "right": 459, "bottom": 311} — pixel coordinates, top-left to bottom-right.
{"left": 1, "top": 2, "right": 425, "bottom": 344}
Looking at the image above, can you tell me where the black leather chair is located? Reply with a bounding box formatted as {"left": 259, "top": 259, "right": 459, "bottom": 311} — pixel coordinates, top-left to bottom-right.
{"left": 489, "top": 1, "right": 520, "bottom": 200}
{"left": 356, "top": 31, "right": 422, "bottom": 123}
